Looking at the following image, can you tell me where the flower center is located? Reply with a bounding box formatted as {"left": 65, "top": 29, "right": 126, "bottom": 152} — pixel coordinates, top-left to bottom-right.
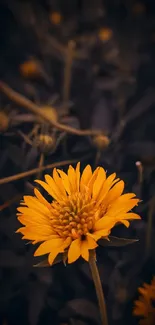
{"left": 50, "top": 192, "right": 97, "bottom": 239}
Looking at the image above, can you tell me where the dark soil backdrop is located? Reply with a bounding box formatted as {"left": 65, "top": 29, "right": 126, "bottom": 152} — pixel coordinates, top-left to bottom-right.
{"left": 0, "top": 1, "right": 155, "bottom": 325}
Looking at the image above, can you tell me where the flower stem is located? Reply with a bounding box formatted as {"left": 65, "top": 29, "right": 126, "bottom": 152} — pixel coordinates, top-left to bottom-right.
{"left": 89, "top": 250, "right": 108, "bottom": 325}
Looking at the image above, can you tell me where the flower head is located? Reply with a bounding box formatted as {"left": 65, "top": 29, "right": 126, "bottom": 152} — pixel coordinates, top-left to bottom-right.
{"left": 17, "top": 163, "right": 141, "bottom": 265}
{"left": 133, "top": 277, "right": 155, "bottom": 325}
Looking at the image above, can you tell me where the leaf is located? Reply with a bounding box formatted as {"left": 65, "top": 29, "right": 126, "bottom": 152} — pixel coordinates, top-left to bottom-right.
{"left": 99, "top": 236, "right": 138, "bottom": 247}
{"left": 59, "top": 299, "right": 100, "bottom": 324}
{"left": 33, "top": 253, "right": 63, "bottom": 267}
{"left": 33, "top": 259, "right": 49, "bottom": 267}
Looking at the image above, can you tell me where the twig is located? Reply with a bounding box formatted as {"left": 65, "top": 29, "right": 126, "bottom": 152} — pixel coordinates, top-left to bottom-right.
{"left": 37, "top": 152, "right": 44, "bottom": 179}
{"left": 18, "top": 130, "right": 33, "bottom": 145}
{"left": 62, "top": 40, "right": 75, "bottom": 112}
{"left": 0, "top": 195, "right": 21, "bottom": 211}
{"left": 0, "top": 157, "right": 90, "bottom": 185}
{"left": 45, "top": 33, "right": 87, "bottom": 61}
{"left": 0, "top": 81, "right": 101, "bottom": 136}
{"left": 135, "top": 161, "right": 143, "bottom": 184}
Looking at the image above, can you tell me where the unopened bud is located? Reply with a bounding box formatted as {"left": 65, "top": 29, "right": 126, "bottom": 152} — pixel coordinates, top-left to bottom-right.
{"left": 92, "top": 134, "right": 110, "bottom": 150}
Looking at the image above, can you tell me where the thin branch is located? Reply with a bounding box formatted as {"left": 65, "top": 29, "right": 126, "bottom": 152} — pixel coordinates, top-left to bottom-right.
{"left": 0, "top": 157, "right": 90, "bottom": 185}
{"left": 62, "top": 40, "right": 75, "bottom": 112}
{"left": 0, "top": 81, "right": 101, "bottom": 136}
{"left": 0, "top": 195, "right": 21, "bottom": 211}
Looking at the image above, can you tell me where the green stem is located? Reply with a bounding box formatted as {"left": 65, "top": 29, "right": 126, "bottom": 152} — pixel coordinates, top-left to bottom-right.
{"left": 89, "top": 250, "right": 108, "bottom": 325}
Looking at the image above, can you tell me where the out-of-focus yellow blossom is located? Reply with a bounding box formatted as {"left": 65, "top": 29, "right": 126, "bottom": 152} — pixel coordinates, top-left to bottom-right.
{"left": 98, "top": 28, "right": 113, "bottom": 41}
{"left": 133, "top": 277, "right": 155, "bottom": 325}
{"left": 50, "top": 12, "right": 62, "bottom": 25}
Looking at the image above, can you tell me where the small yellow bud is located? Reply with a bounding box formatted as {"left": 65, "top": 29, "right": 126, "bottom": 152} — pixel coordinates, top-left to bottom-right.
{"left": 20, "top": 59, "right": 41, "bottom": 78}
{"left": 0, "top": 111, "right": 9, "bottom": 132}
{"left": 93, "top": 134, "right": 110, "bottom": 150}
{"left": 50, "top": 12, "right": 62, "bottom": 25}
{"left": 98, "top": 28, "right": 113, "bottom": 42}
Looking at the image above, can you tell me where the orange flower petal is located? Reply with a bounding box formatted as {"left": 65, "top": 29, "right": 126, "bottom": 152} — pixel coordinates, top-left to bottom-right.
{"left": 17, "top": 214, "right": 50, "bottom": 227}
{"left": 17, "top": 207, "right": 50, "bottom": 221}
{"left": 17, "top": 228, "right": 54, "bottom": 242}
{"left": 91, "top": 229, "right": 111, "bottom": 241}
{"left": 108, "top": 194, "right": 137, "bottom": 215}
{"left": 86, "top": 235, "right": 98, "bottom": 249}
{"left": 87, "top": 167, "right": 100, "bottom": 193}
{"left": 34, "top": 238, "right": 64, "bottom": 256}
{"left": 81, "top": 240, "right": 89, "bottom": 261}
{"left": 57, "top": 169, "right": 71, "bottom": 194}
{"left": 35, "top": 179, "right": 58, "bottom": 200}
{"left": 48, "top": 247, "right": 63, "bottom": 265}
{"left": 76, "top": 162, "right": 80, "bottom": 192}
{"left": 106, "top": 180, "right": 124, "bottom": 204}
{"left": 120, "top": 220, "right": 130, "bottom": 227}
{"left": 45, "top": 174, "right": 63, "bottom": 200}
{"left": 94, "top": 216, "right": 115, "bottom": 231}
{"left": 93, "top": 167, "right": 106, "bottom": 200}
{"left": 68, "top": 165, "right": 78, "bottom": 192}
{"left": 52, "top": 168, "right": 67, "bottom": 198}
{"left": 123, "top": 212, "right": 141, "bottom": 220}
{"left": 97, "top": 173, "right": 117, "bottom": 204}
{"left": 23, "top": 196, "right": 50, "bottom": 215}
{"left": 68, "top": 238, "right": 81, "bottom": 263}
{"left": 80, "top": 165, "right": 92, "bottom": 191}
{"left": 17, "top": 225, "right": 53, "bottom": 235}
{"left": 34, "top": 188, "right": 51, "bottom": 208}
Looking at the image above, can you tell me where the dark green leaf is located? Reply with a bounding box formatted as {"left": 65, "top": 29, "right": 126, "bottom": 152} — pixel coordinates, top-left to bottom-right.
{"left": 99, "top": 236, "right": 139, "bottom": 247}
{"left": 33, "top": 259, "right": 49, "bottom": 267}
{"left": 33, "top": 254, "right": 63, "bottom": 267}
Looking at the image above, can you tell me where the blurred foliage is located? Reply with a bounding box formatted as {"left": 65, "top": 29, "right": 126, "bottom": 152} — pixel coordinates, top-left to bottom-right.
{"left": 0, "top": 0, "right": 155, "bottom": 324}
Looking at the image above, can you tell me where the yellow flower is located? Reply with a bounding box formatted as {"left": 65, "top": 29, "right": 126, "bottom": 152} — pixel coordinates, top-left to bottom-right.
{"left": 16, "top": 163, "right": 141, "bottom": 265}
{"left": 133, "top": 277, "right": 155, "bottom": 325}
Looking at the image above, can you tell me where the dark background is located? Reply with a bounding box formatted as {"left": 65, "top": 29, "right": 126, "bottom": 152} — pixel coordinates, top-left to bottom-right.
{"left": 0, "top": 1, "right": 155, "bottom": 324}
